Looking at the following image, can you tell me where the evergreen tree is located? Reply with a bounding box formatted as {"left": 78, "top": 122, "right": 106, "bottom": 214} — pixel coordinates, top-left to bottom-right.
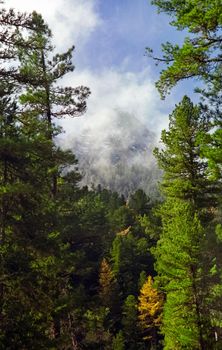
{"left": 154, "top": 97, "right": 220, "bottom": 349}
{"left": 128, "top": 189, "right": 151, "bottom": 215}
{"left": 111, "top": 231, "right": 153, "bottom": 298}
{"left": 155, "top": 200, "right": 211, "bottom": 349}
{"left": 0, "top": 6, "right": 90, "bottom": 349}
{"left": 149, "top": 0, "right": 222, "bottom": 181}
{"left": 112, "top": 331, "right": 125, "bottom": 350}
{"left": 153, "top": 95, "right": 217, "bottom": 212}
{"left": 122, "top": 295, "right": 139, "bottom": 350}
{"left": 149, "top": 0, "right": 222, "bottom": 99}
{"left": 17, "top": 12, "right": 90, "bottom": 196}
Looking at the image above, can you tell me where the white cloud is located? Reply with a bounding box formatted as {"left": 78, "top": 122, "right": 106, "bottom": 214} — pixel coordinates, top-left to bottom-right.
{"left": 3, "top": 1, "right": 175, "bottom": 194}
{"left": 59, "top": 67, "right": 172, "bottom": 145}
{"left": 3, "top": 0, "right": 171, "bottom": 140}
{"left": 58, "top": 67, "right": 171, "bottom": 196}
{"left": 5, "top": 0, "right": 101, "bottom": 50}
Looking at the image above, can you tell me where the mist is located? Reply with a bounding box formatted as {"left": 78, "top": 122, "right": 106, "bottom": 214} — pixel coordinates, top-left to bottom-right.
{"left": 58, "top": 68, "right": 169, "bottom": 198}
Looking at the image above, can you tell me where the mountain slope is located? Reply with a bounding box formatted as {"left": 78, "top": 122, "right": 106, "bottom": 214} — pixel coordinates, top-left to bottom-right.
{"left": 66, "top": 111, "right": 161, "bottom": 198}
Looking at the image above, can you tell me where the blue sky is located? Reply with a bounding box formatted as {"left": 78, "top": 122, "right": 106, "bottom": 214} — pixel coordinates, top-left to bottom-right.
{"left": 78, "top": 1, "right": 181, "bottom": 72}
{"left": 6, "top": 0, "right": 195, "bottom": 145}
{"left": 73, "top": 0, "right": 185, "bottom": 74}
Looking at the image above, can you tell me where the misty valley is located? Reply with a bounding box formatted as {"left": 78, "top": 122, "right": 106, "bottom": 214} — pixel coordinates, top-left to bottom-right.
{"left": 0, "top": 1, "right": 222, "bottom": 350}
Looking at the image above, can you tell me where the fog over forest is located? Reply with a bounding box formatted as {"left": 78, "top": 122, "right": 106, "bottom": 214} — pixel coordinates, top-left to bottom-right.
{"left": 1, "top": 1, "right": 222, "bottom": 350}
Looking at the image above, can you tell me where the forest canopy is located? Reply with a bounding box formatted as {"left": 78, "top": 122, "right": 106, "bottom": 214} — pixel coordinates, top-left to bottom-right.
{"left": 0, "top": 1, "right": 222, "bottom": 349}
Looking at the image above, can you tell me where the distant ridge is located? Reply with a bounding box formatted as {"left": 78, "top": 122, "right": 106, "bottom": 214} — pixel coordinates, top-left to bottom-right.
{"left": 68, "top": 112, "right": 161, "bottom": 198}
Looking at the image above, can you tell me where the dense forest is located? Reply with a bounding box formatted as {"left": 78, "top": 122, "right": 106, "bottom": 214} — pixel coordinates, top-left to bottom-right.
{"left": 0, "top": 1, "right": 222, "bottom": 349}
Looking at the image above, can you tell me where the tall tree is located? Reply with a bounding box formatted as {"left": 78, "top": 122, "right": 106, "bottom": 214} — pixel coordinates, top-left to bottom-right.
{"left": 153, "top": 95, "right": 217, "bottom": 214}
{"left": 17, "top": 12, "right": 90, "bottom": 195}
{"left": 122, "top": 294, "right": 138, "bottom": 349}
{"left": 0, "top": 6, "right": 90, "bottom": 349}
{"left": 154, "top": 97, "right": 220, "bottom": 349}
{"left": 149, "top": 0, "right": 222, "bottom": 179}
{"left": 155, "top": 200, "right": 213, "bottom": 350}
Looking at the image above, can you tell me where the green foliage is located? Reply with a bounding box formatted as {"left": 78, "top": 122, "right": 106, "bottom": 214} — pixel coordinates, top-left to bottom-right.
{"left": 112, "top": 331, "right": 125, "bottom": 350}
{"left": 153, "top": 95, "right": 220, "bottom": 349}
{"left": 83, "top": 307, "right": 112, "bottom": 349}
{"left": 18, "top": 12, "right": 90, "bottom": 124}
{"left": 128, "top": 189, "right": 151, "bottom": 215}
{"left": 0, "top": 4, "right": 160, "bottom": 349}
{"left": 122, "top": 295, "right": 140, "bottom": 349}
{"left": 154, "top": 96, "right": 214, "bottom": 207}
{"left": 0, "top": 5, "right": 90, "bottom": 349}
{"left": 138, "top": 271, "right": 147, "bottom": 291}
{"left": 154, "top": 199, "right": 210, "bottom": 349}
{"left": 122, "top": 295, "right": 137, "bottom": 331}
{"left": 150, "top": 0, "right": 222, "bottom": 98}
{"left": 109, "top": 205, "right": 135, "bottom": 232}
{"left": 150, "top": 0, "right": 222, "bottom": 183}
{"left": 111, "top": 231, "right": 153, "bottom": 297}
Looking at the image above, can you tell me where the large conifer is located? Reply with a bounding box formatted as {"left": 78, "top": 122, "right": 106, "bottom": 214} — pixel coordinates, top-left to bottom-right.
{"left": 154, "top": 96, "right": 220, "bottom": 349}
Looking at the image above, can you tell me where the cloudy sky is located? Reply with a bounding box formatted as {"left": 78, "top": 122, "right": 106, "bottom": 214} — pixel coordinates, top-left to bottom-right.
{"left": 6, "top": 0, "right": 192, "bottom": 144}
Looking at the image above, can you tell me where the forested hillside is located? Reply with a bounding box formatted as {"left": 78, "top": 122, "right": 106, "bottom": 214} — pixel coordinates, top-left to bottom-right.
{"left": 70, "top": 111, "right": 160, "bottom": 198}
{"left": 0, "top": 1, "right": 222, "bottom": 349}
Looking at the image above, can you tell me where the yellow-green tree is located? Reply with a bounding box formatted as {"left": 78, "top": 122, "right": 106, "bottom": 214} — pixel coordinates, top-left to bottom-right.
{"left": 138, "top": 276, "right": 163, "bottom": 347}
{"left": 99, "top": 258, "right": 116, "bottom": 306}
{"left": 99, "top": 258, "right": 120, "bottom": 328}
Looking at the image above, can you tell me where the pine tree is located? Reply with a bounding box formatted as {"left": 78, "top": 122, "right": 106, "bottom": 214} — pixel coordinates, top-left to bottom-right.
{"left": 112, "top": 331, "right": 125, "bottom": 350}
{"left": 128, "top": 189, "right": 151, "bottom": 215}
{"left": 153, "top": 96, "right": 220, "bottom": 349}
{"left": 153, "top": 95, "right": 217, "bottom": 213}
{"left": 149, "top": 0, "right": 222, "bottom": 184}
{"left": 155, "top": 200, "right": 211, "bottom": 349}
{"left": 149, "top": 0, "right": 222, "bottom": 99}
{"left": 0, "top": 7, "right": 60, "bottom": 348}
{"left": 0, "top": 88, "right": 61, "bottom": 348}
{"left": 122, "top": 295, "right": 139, "bottom": 350}
{"left": 111, "top": 231, "right": 152, "bottom": 298}
{"left": 15, "top": 12, "right": 91, "bottom": 346}
{"left": 17, "top": 12, "right": 90, "bottom": 196}
{"left": 0, "top": 6, "right": 90, "bottom": 348}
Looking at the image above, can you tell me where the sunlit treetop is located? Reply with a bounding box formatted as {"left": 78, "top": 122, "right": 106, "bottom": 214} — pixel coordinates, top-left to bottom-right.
{"left": 149, "top": 0, "right": 222, "bottom": 98}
